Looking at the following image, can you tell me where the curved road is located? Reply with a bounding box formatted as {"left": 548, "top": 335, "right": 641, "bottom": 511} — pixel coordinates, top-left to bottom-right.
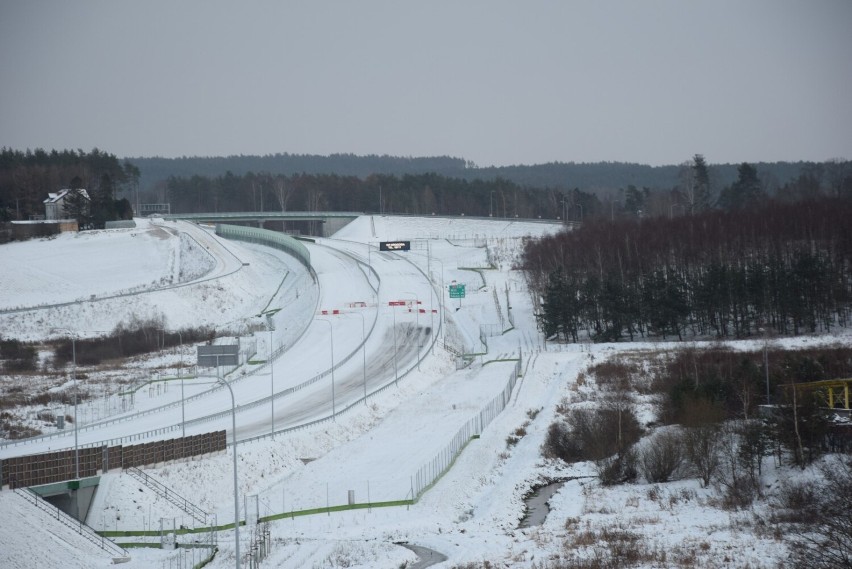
{"left": 0, "top": 232, "right": 438, "bottom": 458}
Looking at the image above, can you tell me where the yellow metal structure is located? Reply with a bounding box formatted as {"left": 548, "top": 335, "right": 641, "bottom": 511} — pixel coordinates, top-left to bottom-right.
{"left": 785, "top": 378, "right": 852, "bottom": 409}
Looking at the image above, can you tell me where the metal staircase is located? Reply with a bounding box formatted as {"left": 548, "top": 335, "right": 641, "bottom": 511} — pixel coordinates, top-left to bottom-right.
{"left": 125, "top": 466, "right": 209, "bottom": 524}
{"left": 13, "top": 487, "right": 129, "bottom": 562}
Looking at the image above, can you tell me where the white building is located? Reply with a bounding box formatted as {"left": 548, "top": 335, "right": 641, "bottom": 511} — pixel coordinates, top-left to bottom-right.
{"left": 43, "top": 188, "right": 89, "bottom": 220}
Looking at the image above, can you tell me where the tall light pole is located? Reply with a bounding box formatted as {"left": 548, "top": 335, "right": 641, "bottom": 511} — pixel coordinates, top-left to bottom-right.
{"left": 403, "top": 291, "right": 421, "bottom": 370}
{"left": 215, "top": 372, "right": 240, "bottom": 569}
{"left": 391, "top": 305, "right": 398, "bottom": 385}
{"left": 429, "top": 257, "right": 446, "bottom": 342}
{"left": 426, "top": 242, "right": 435, "bottom": 352}
{"left": 175, "top": 330, "right": 185, "bottom": 438}
{"left": 71, "top": 335, "right": 78, "bottom": 479}
{"left": 150, "top": 329, "right": 180, "bottom": 427}
{"left": 52, "top": 329, "right": 80, "bottom": 479}
{"left": 269, "top": 329, "right": 275, "bottom": 437}
{"left": 317, "top": 319, "right": 336, "bottom": 419}
{"left": 353, "top": 311, "right": 368, "bottom": 404}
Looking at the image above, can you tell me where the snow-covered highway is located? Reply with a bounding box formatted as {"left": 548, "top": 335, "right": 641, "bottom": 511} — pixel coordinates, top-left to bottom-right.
{"left": 0, "top": 227, "right": 438, "bottom": 457}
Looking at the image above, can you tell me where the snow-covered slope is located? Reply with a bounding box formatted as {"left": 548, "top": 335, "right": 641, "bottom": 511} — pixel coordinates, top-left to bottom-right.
{"left": 1, "top": 214, "right": 839, "bottom": 569}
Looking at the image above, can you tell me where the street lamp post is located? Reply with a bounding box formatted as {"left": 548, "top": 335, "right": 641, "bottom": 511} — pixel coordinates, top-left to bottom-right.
{"left": 317, "top": 319, "right": 336, "bottom": 419}
{"left": 426, "top": 242, "right": 435, "bottom": 353}
{"left": 158, "top": 328, "right": 190, "bottom": 436}
{"left": 269, "top": 329, "right": 275, "bottom": 437}
{"left": 391, "top": 305, "right": 398, "bottom": 385}
{"left": 176, "top": 331, "right": 185, "bottom": 438}
{"left": 428, "top": 257, "right": 446, "bottom": 343}
{"left": 52, "top": 329, "right": 80, "bottom": 479}
{"left": 353, "top": 311, "right": 368, "bottom": 404}
{"left": 403, "top": 291, "right": 421, "bottom": 370}
{"left": 156, "top": 329, "right": 184, "bottom": 431}
{"left": 71, "top": 336, "right": 78, "bottom": 479}
{"left": 214, "top": 370, "right": 240, "bottom": 569}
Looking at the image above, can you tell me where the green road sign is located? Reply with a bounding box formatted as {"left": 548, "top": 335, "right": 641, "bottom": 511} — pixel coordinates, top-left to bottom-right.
{"left": 449, "top": 284, "right": 466, "bottom": 299}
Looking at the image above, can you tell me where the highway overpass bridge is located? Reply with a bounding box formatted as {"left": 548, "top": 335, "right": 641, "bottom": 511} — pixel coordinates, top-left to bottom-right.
{"left": 163, "top": 211, "right": 362, "bottom": 237}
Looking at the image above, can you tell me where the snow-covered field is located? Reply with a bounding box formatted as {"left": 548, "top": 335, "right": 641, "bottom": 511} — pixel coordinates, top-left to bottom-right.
{"left": 0, "top": 214, "right": 839, "bottom": 568}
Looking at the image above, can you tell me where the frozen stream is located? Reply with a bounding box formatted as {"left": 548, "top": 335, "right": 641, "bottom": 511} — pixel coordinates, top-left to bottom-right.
{"left": 518, "top": 481, "right": 565, "bottom": 528}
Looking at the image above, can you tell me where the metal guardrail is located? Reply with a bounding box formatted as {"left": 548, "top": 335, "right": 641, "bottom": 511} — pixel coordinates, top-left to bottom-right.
{"left": 0, "top": 237, "right": 321, "bottom": 453}
{"left": 13, "top": 486, "right": 129, "bottom": 560}
{"left": 2, "top": 232, "right": 429, "bottom": 461}
{"left": 1, "top": 238, "right": 368, "bottom": 456}
{"left": 125, "top": 467, "right": 208, "bottom": 524}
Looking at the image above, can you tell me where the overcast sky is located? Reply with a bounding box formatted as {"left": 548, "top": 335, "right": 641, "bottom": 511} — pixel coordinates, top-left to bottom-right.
{"left": 1, "top": 1, "right": 850, "bottom": 167}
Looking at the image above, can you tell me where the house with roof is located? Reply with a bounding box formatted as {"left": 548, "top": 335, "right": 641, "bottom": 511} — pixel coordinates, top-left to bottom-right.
{"left": 43, "top": 188, "right": 89, "bottom": 221}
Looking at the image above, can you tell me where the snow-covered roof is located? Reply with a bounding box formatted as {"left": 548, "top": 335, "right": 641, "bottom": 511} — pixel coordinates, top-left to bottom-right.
{"left": 43, "top": 188, "right": 89, "bottom": 204}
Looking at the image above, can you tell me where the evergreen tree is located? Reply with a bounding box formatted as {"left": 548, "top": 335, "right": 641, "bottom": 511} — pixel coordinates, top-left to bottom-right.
{"left": 692, "top": 154, "right": 712, "bottom": 211}
{"left": 62, "top": 188, "right": 90, "bottom": 228}
{"left": 624, "top": 185, "right": 644, "bottom": 216}
{"left": 539, "top": 269, "right": 566, "bottom": 340}
{"left": 90, "top": 173, "right": 116, "bottom": 228}
{"left": 718, "top": 163, "right": 764, "bottom": 210}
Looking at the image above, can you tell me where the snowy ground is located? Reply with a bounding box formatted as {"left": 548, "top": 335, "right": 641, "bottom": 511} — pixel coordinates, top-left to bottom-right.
{"left": 0, "top": 214, "right": 839, "bottom": 568}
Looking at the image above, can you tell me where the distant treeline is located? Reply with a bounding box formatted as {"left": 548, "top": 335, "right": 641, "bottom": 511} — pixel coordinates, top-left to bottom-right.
{"left": 524, "top": 196, "right": 852, "bottom": 342}
{"left": 131, "top": 153, "right": 471, "bottom": 197}
{"left": 131, "top": 152, "right": 837, "bottom": 197}
{"left": 161, "top": 158, "right": 852, "bottom": 221}
{"left": 165, "top": 171, "right": 570, "bottom": 219}
{"left": 3, "top": 147, "right": 850, "bottom": 226}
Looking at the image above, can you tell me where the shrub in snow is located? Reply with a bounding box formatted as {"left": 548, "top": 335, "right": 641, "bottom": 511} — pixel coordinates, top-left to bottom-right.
{"left": 782, "top": 455, "right": 852, "bottom": 569}
{"left": 542, "top": 407, "right": 643, "bottom": 464}
{"left": 712, "top": 424, "right": 761, "bottom": 509}
{"left": 639, "top": 429, "right": 686, "bottom": 483}
{"left": 595, "top": 446, "right": 639, "bottom": 486}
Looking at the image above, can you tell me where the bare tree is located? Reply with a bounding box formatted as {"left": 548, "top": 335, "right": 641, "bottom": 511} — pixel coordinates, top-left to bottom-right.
{"left": 271, "top": 175, "right": 293, "bottom": 212}
{"left": 683, "top": 424, "right": 722, "bottom": 487}
{"left": 713, "top": 423, "right": 759, "bottom": 509}
{"left": 678, "top": 160, "right": 697, "bottom": 213}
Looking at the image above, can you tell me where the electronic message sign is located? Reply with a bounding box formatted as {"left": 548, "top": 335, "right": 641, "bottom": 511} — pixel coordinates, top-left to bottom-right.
{"left": 379, "top": 241, "right": 410, "bottom": 251}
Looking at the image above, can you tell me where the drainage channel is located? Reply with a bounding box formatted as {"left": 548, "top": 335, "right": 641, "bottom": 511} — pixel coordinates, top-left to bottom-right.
{"left": 398, "top": 543, "right": 448, "bottom": 568}
{"left": 518, "top": 481, "right": 565, "bottom": 528}
{"left": 518, "top": 477, "right": 592, "bottom": 529}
